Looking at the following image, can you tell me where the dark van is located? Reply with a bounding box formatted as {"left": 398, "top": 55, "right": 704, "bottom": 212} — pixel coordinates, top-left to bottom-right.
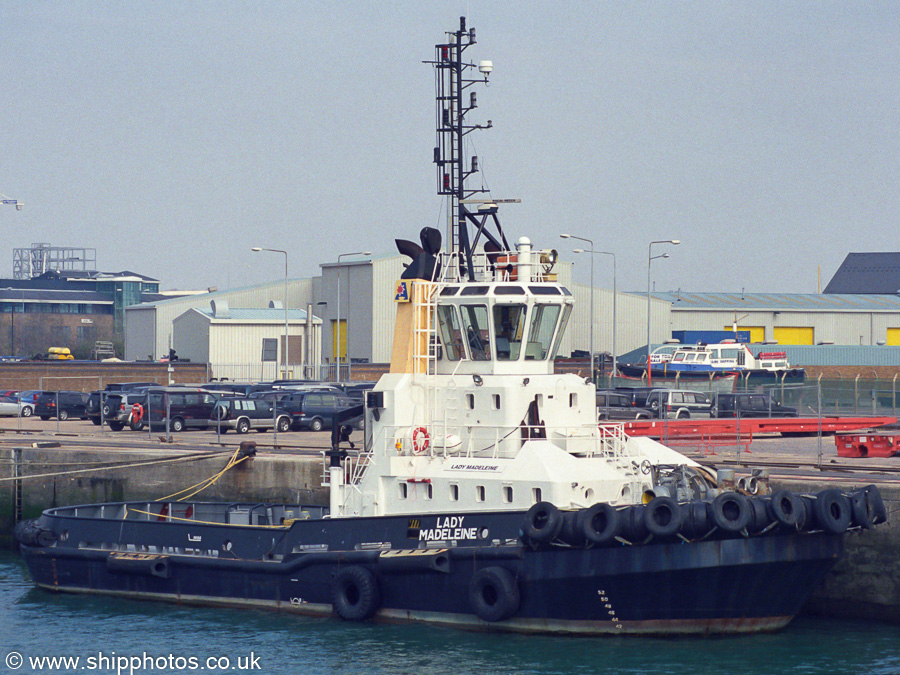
{"left": 144, "top": 388, "right": 219, "bottom": 432}
{"left": 276, "top": 390, "right": 363, "bottom": 431}
{"left": 710, "top": 392, "right": 798, "bottom": 418}
{"left": 35, "top": 391, "right": 90, "bottom": 421}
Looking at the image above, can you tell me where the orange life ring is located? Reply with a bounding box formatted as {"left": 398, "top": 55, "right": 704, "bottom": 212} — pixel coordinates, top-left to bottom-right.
{"left": 131, "top": 403, "right": 144, "bottom": 423}
{"left": 411, "top": 426, "right": 430, "bottom": 455}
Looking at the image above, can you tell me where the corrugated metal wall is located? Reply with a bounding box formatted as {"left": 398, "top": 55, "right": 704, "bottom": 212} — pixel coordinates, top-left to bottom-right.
{"left": 125, "top": 278, "right": 315, "bottom": 361}
{"left": 371, "top": 256, "right": 406, "bottom": 363}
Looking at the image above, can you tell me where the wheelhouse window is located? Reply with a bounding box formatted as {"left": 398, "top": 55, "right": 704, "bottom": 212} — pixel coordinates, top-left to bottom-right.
{"left": 549, "top": 305, "right": 572, "bottom": 360}
{"left": 524, "top": 304, "right": 561, "bottom": 360}
{"left": 460, "top": 304, "right": 491, "bottom": 361}
{"left": 492, "top": 303, "right": 527, "bottom": 360}
{"left": 436, "top": 305, "right": 464, "bottom": 361}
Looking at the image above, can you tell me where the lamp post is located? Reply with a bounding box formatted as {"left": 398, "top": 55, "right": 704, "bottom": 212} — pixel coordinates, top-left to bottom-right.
{"left": 252, "top": 247, "right": 289, "bottom": 379}
{"left": 336, "top": 251, "right": 371, "bottom": 381}
{"left": 647, "top": 240, "right": 680, "bottom": 385}
{"left": 574, "top": 249, "right": 617, "bottom": 382}
{"left": 560, "top": 234, "right": 595, "bottom": 383}
{"left": 0, "top": 193, "right": 23, "bottom": 211}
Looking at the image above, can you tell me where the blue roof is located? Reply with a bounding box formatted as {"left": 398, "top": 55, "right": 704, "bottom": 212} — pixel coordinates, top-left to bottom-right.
{"left": 652, "top": 292, "right": 900, "bottom": 312}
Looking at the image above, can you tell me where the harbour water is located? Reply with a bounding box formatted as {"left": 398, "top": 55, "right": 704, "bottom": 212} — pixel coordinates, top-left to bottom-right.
{"left": 1, "top": 554, "right": 897, "bottom": 675}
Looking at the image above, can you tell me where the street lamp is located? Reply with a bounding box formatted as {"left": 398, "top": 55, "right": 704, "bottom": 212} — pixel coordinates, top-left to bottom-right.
{"left": 647, "top": 240, "right": 680, "bottom": 384}
{"left": 252, "top": 247, "right": 289, "bottom": 379}
{"left": 560, "top": 234, "right": 595, "bottom": 383}
{"left": 336, "top": 251, "right": 371, "bottom": 381}
{"left": 574, "top": 249, "right": 617, "bottom": 381}
{"left": 0, "top": 193, "right": 23, "bottom": 211}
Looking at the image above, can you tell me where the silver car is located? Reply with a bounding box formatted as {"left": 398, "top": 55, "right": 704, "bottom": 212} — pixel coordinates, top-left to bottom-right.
{"left": 0, "top": 394, "right": 33, "bottom": 417}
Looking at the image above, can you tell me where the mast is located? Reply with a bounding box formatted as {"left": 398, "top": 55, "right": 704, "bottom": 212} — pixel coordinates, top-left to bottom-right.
{"left": 428, "top": 17, "right": 510, "bottom": 281}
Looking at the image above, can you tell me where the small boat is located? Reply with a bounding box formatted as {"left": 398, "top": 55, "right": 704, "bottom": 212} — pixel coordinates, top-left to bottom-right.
{"left": 16, "top": 17, "right": 882, "bottom": 636}
{"left": 618, "top": 342, "right": 806, "bottom": 384}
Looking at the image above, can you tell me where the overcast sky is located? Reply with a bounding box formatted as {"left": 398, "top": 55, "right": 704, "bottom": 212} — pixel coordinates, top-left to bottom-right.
{"left": 2, "top": 2, "right": 897, "bottom": 295}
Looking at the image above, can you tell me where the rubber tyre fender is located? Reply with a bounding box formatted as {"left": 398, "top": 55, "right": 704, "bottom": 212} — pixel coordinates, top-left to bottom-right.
{"left": 747, "top": 497, "right": 772, "bottom": 533}
{"left": 709, "top": 492, "right": 751, "bottom": 533}
{"left": 680, "top": 500, "right": 710, "bottom": 539}
{"left": 813, "top": 489, "right": 852, "bottom": 535}
{"left": 864, "top": 485, "right": 888, "bottom": 524}
{"left": 332, "top": 566, "right": 380, "bottom": 621}
{"left": 767, "top": 490, "right": 802, "bottom": 528}
{"left": 521, "top": 502, "right": 563, "bottom": 545}
{"left": 468, "top": 566, "right": 520, "bottom": 622}
{"left": 850, "top": 490, "right": 872, "bottom": 529}
{"left": 578, "top": 503, "right": 620, "bottom": 546}
{"left": 643, "top": 496, "right": 683, "bottom": 538}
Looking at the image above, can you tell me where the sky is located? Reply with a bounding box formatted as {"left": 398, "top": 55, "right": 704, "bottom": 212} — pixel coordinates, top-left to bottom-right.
{"left": 1, "top": 1, "right": 898, "bottom": 295}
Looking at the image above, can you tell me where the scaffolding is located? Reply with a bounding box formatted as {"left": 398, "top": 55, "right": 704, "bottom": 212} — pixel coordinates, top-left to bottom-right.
{"left": 12, "top": 243, "right": 97, "bottom": 279}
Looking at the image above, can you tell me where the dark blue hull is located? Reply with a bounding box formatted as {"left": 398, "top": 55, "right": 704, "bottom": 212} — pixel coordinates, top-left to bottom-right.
{"left": 618, "top": 363, "right": 806, "bottom": 383}
{"left": 17, "top": 500, "right": 845, "bottom": 635}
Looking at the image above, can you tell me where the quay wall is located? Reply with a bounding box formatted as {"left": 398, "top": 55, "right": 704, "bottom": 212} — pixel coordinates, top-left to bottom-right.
{"left": 1, "top": 445, "right": 897, "bottom": 623}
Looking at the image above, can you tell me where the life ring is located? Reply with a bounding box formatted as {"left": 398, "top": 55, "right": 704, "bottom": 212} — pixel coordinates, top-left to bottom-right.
{"left": 130, "top": 403, "right": 144, "bottom": 424}
{"left": 411, "top": 426, "right": 430, "bottom": 455}
{"left": 468, "top": 567, "right": 520, "bottom": 622}
{"left": 331, "top": 566, "right": 380, "bottom": 621}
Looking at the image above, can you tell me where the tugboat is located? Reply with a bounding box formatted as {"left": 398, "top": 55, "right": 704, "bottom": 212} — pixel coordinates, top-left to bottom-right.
{"left": 16, "top": 17, "right": 886, "bottom": 635}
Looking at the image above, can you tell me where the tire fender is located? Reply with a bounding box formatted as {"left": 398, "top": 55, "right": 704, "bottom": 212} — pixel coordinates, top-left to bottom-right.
{"left": 643, "top": 496, "right": 683, "bottom": 538}
{"left": 332, "top": 566, "right": 380, "bottom": 621}
{"left": 578, "top": 503, "right": 620, "bottom": 546}
{"left": 709, "top": 492, "right": 751, "bottom": 533}
{"left": 468, "top": 566, "right": 520, "bottom": 622}
{"left": 813, "top": 489, "right": 852, "bottom": 535}
{"left": 521, "top": 501, "right": 563, "bottom": 545}
{"left": 767, "top": 490, "right": 802, "bottom": 528}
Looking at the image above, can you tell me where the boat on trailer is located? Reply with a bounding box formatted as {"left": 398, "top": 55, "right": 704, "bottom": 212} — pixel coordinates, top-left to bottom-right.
{"left": 618, "top": 342, "right": 806, "bottom": 384}
{"left": 17, "top": 17, "right": 885, "bottom": 635}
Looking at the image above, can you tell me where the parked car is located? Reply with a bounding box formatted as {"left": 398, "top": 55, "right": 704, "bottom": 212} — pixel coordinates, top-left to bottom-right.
{"left": 34, "top": 391, "right": 90, "bottom": 421}
{"left": 203, "top": 382, "right": 275, "bottom": 396}
{"left": 143, "top": 388, "right": 220, "bottom": 432}
{"left": 87, "top": 383, "right": 158, "bottom": 426}
{"left": 103, "top": 392, "right": 151, "bottom": 431}
{"left": 710, "top": 392, "right": 798, "bottom": 418}
{"left": 275, "top": 390, "right": 364, "bottom": 431}
{"left": 211, "top": 398, "right": 291, "bottom": 434}
{"left": 0, "top": 394, "right": 33, "bottom": 417}
{"left": 596, "top": 390, "right": 644, "bottom": 421}
{"left": 642, "top": 389, "right": 712, "bottom": 419}
{"left": 613, "top": 387, "right": 656, "bottom": 409}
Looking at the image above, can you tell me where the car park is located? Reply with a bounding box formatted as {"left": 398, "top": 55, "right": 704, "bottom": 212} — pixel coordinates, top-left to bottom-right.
{"left": 34, "top": 391, "right": 90, "bottom": 421}
{"left": 0, "top": 394, "right": 33, "bottom": 417}
{"left": 642, "top": 389, "right": 712, "bottom": 419}
{"left": 710, "top": 392, "right": 798, "bottom": 418}
{"left": 211, "top": 398, "right": 291, "bottom": 434}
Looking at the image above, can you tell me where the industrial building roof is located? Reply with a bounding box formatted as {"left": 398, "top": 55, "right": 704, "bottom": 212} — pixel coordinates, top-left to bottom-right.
{"left": 651, "top": 292, "right": 900, "bottom": 312}
{"left": 191, "top": 307, "right": 318, "bottom": 322}
{"left": 823, "top": 253, "right": 900, "bottom": 294}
